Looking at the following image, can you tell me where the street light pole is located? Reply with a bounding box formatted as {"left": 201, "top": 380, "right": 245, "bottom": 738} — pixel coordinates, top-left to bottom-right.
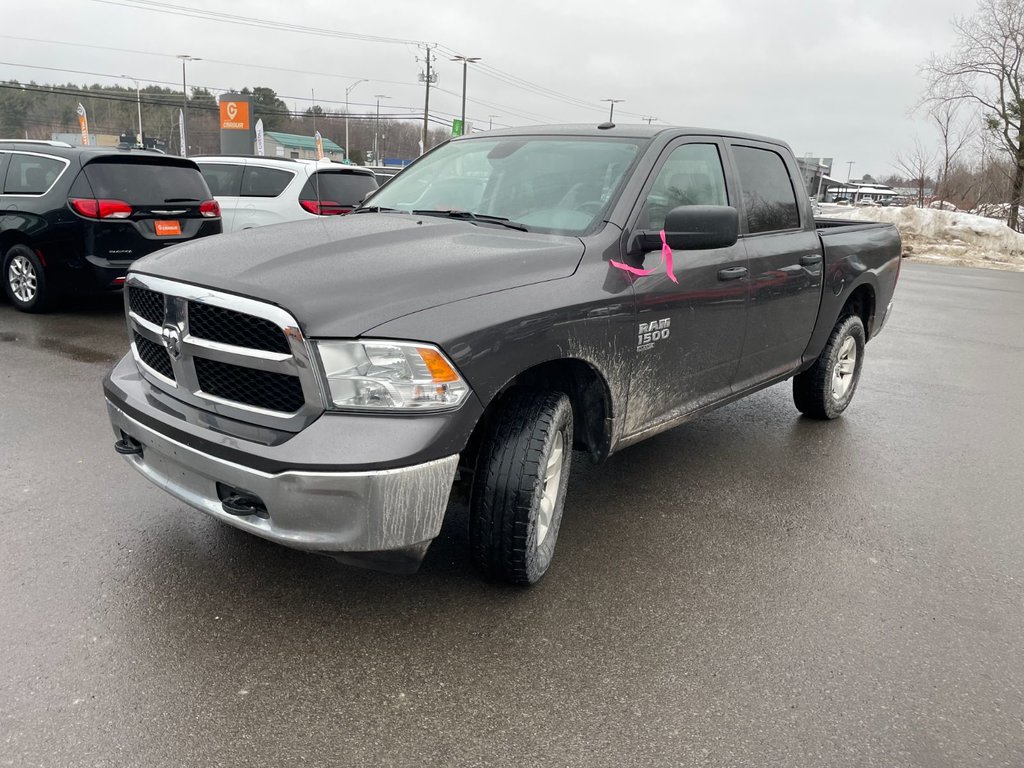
{"left": 121, "top": 75, "right": 143, "bottom": 146}
{"left": 374, "top": 94, "right": 389, "bottom": 165}
{"left": 176, "top": 54, "right": 201, "bottom": 156}
{"left": 344, "top": 78, "right": 367, "bottom": 163}
{"left": 451, "top": 55, "right": 481, "bottom": 131}
{"left": 602, "top": 98, "right": 624, "bottom": 122}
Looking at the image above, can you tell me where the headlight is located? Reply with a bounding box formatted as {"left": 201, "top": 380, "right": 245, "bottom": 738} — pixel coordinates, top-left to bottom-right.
{"left": 314, "top": 340, "right": 470, "bottom": 411}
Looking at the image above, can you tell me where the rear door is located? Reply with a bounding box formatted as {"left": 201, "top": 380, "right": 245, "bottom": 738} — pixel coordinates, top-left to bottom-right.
{"left": 298, "top": 170, "right": 378, "bottom": 215}
{"left": 71, "top": 157, "right": 220, "bottom": 263}
{"left": 234, "top": 164, "right": 298, "bottom": 229}
{"left": 622, "top": 138, "right": 749, "bottom": 434}
{"left": 728, "top": 142, "right": 823, "bottom": 389}
{"left": 197, "top": 161, "right": 244, "bottom": 232}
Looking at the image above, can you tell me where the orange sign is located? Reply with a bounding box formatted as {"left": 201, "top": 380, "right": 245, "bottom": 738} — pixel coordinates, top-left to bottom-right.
{"left": 219, "top": 100, "right": 250, "bottom": 131}
{"left": 154, "top": 220, "right": 182, "bottom": 236}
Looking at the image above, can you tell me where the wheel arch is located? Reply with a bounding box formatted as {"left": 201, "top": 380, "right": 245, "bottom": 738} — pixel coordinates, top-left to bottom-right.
{"left": 460, "top": 357, "right": 614, "bottom": 477}
{"left": 839, "top": 282, "right": 876, "bottom": 340}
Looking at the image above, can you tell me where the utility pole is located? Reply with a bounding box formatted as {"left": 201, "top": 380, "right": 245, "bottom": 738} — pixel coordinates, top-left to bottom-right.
{"left": 374, "top": 94, "right": 390, "bottom": 165}
{"left": 488, "top": 114, "right": 499, "bottom": 131}
{"left": 846, "top": 161, "right": 855, "bottom": 182}
{"left": 602, "top": 98, "right": 624, "bottom": 122}
{"left": 420, "top": 45, "right": 435, "bottom": 155}
{"left": 451, "top": 55, "right": 481, "bottom": 131}
{"left": 176, "top": 54, "right": 200, "bottom": 155}
{"left": 344, "top": 78, "right": 366, "bottom": 163}
{"left": 641, "top": 116, "right": 657, "bottom": 125}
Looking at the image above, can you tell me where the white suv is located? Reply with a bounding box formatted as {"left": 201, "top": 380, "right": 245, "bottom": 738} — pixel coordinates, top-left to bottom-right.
{"left": 194, "top": 156, "right": 378, "bottom": 233}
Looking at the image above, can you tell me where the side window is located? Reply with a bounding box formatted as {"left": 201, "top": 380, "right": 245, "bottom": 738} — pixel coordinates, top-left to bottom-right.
{"left": 198, "top": 163, "right": 243, "bottom": 197}
{"left": 643, "top": 144, "right": 727, "bottom": 230}
{"left": 4, "top": 153, "right": 66, "bottom": 195}
{"left": 240, "top": 166, "right": 294, "bottom": 198}
{"left": 732, "top": 146, "right": 800, "bottom": 234}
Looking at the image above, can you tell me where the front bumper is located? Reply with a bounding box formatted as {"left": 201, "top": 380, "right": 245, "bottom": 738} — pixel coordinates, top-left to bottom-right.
{"left": 107, "top": 400, "right": 459, "bottom": 572}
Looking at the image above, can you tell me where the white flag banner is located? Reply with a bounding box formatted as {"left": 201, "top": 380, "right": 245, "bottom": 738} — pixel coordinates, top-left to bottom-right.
{"left": 255, "top": 118, "right": 265, "bottom": 156}
{"left": 314, "top": 130, "right": 324, "bottom": 160}
{"left": 76, "top": 103, "right": 90, "bottom": 146}
{"left": 179, "top": 109, "right": 186, "bottom": 157}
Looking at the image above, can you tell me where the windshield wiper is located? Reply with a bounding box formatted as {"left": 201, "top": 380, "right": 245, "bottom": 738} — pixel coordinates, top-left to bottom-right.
{"left": 412, "top": 210, "right": 529, "bottom": 232}
{"left": 351, "top": 206, "right": 401, "bottom": 214}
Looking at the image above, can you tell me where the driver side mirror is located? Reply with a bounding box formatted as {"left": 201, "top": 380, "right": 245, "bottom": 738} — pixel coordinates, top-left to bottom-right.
{"left": 636, "top": 205, "right": 739, "bottom": 252}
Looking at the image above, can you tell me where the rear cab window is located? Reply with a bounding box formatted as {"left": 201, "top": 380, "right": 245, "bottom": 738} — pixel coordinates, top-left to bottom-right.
{"left": 4, "top": 153, "right": 68, "bottom": 195}
{"left": 731, "top": 145, "right": 800, "bottom": 234}
{"left": 299, "top": 171, "right": 378, "bottom": 211}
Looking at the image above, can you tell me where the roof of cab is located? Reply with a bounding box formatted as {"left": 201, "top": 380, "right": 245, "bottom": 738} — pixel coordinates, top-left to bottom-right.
{"left": 455, "top": 123, "right": 787, "bottom": 147}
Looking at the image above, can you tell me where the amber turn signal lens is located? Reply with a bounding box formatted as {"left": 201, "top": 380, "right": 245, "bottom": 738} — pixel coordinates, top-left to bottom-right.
{"left": 417, "top": 347, "right": 461, "bottom": 383}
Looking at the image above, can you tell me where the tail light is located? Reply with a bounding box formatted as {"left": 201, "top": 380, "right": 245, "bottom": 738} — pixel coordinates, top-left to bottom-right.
{"left": 300, "top": 200, "right": 349, "bottom": 216}
{"left": 199, "top": 199, "right": 221, "bottom": 218}
{"left": 70, "top": 198, "right": 133, "bottom": 219}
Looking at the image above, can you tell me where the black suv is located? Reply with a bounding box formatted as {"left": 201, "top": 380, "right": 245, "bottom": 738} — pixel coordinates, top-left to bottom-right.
{"left": 0, "top": 140, "right": 222, "bottom": 312}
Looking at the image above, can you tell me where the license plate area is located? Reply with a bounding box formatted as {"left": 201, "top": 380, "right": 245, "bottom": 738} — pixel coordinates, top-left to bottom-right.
{"left": 154, "top": 220, "right": 182, "bottom": 236}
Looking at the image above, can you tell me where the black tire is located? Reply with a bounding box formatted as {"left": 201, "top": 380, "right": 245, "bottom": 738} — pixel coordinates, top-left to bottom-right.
{"left": 469, "top": 389, "right": 574, "bottom": 585}
{"left": 793, "top": 314, "right": 866, "bottom": 419}
{"left": 3, "top": 245, "right": 51, "bottom": 313}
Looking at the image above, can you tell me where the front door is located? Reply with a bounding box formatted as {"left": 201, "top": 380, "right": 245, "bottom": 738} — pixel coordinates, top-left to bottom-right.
{"left": 621, "top": 139, "right": 749, "bottom": 437}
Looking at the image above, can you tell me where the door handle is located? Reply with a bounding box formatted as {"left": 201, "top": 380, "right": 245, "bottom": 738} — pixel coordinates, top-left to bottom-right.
{"left": 717, "top": 266, "right": 748, "bottom": 281}
{"left": 800, "top": 254, "right": 823, "bottom": 266}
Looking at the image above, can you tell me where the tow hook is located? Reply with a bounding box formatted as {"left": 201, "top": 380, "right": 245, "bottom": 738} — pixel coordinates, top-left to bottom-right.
{"left": 114, "top": 436, "right": 144, "bottom": 456}
{"left": 218, "top": 485, "right": 270, "bottom": 518}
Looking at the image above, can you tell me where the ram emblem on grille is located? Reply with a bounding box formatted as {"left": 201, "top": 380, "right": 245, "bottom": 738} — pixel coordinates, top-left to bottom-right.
{"left": 161, "top": 323, "right": 184, "bottom": 361}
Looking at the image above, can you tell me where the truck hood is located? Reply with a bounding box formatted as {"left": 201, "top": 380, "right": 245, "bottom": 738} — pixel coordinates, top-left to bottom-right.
{"left": 132, "top": 213, "right": 585, "bottom": 337}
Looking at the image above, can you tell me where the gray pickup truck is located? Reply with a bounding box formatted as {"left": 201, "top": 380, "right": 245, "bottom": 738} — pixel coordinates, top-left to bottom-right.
{"left": 104, "top": 124, "right": 901, "bottom": 585}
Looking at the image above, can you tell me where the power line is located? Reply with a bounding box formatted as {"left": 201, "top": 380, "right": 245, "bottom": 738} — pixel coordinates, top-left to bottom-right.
{"left": 0, "top": 35, "right": 417, "bottom": 91}
{"left": 90, "top": 0, "right": 432, "bottom": 47}
{"left": 83, "top": 0, "right": 650, "bottom": 120}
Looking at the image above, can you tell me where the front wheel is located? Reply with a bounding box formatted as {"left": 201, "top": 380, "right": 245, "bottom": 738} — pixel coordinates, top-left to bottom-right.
{"left": 469, "top": 389, "right": 574, "bottom": 585}
{"left": 793, "top": 314, "right": 866, "bottom": 419}
{"left": 3, "top": 245, "right": 51, "bottom": 312}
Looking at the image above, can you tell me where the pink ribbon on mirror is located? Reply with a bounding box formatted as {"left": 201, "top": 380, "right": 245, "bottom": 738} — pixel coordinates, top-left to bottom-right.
{"left": 610, "top": 230, "right": 678, "bottom": 284}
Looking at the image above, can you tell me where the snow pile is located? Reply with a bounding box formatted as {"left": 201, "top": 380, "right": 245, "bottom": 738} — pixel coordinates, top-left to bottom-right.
{"left": 818, "top": 204, "right": 1024, "bottom": 272}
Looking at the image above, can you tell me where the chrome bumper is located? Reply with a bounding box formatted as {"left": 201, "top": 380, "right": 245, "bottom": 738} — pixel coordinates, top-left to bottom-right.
{"left": 107, "top": 401, "right": 458, "bottom": 570}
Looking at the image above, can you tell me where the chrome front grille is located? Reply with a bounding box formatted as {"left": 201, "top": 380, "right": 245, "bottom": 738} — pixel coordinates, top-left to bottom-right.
{"left": 125, "top": 275, "right": 323, "bottom": 431}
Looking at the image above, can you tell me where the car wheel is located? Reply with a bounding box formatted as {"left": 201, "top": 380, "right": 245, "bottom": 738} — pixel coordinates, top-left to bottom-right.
{"left": 793, "top": 314, "right": 866, "bottom": 419}
{"left": 3, "top": 245, "right": 51, "bottom": 313}
{"left": 469, "top": 389, "right": 574, "bottom": 585}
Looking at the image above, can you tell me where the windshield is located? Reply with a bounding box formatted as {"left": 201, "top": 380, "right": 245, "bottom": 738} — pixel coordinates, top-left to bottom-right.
{"left": 363, "top": 136, "right": 644, "bottom": 235}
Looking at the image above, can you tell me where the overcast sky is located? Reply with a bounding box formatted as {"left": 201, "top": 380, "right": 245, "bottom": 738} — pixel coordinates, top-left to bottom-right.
{"left": 2, "top": 0, "right": 972, "bottom": 179}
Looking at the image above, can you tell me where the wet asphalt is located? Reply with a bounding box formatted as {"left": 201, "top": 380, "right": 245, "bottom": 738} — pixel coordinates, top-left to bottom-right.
{"left": 1, "top": 263, "right": 1022, "bottom": 768}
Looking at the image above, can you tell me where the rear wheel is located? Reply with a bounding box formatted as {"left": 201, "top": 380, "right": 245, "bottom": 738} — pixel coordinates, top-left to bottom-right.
{"left": 469, "top": 389, "right": 574, "bottom": 585}
{"left": 3, "top": 245, "right": 51, "bottom": 312}
{"left": 793, "top": 314, "right": 866, "bottom": 419}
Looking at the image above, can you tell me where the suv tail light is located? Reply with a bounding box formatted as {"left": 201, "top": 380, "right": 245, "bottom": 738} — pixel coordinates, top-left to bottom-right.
{"left": 199, "top": 199, "right": 221, "bottom": 218}
{"left": 300, "top": 200, "right": 349, "bottom": 216}
{"left": 70, "top": 198, "right": 133, "bottom": 219}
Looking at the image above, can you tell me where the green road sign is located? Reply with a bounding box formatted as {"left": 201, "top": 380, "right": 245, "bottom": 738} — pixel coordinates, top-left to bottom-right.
{"left": 452, "top": 119, "right": 464, "bottom": 137}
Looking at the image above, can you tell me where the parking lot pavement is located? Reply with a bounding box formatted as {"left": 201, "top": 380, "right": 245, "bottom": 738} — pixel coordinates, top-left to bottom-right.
{"left": 1, "top": 263, "right": 1023, "bottom": 767}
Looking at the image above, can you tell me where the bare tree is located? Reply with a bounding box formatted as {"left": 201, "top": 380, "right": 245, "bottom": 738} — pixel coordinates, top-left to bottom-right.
{"left": 925, "top": 0, "right": 1024, "bottom": 228}
{"left": 895, "top": 139, "right": 938, "bottom": 207}
{"left": 930, "top": 100, "right": 976, "bottom": 205}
